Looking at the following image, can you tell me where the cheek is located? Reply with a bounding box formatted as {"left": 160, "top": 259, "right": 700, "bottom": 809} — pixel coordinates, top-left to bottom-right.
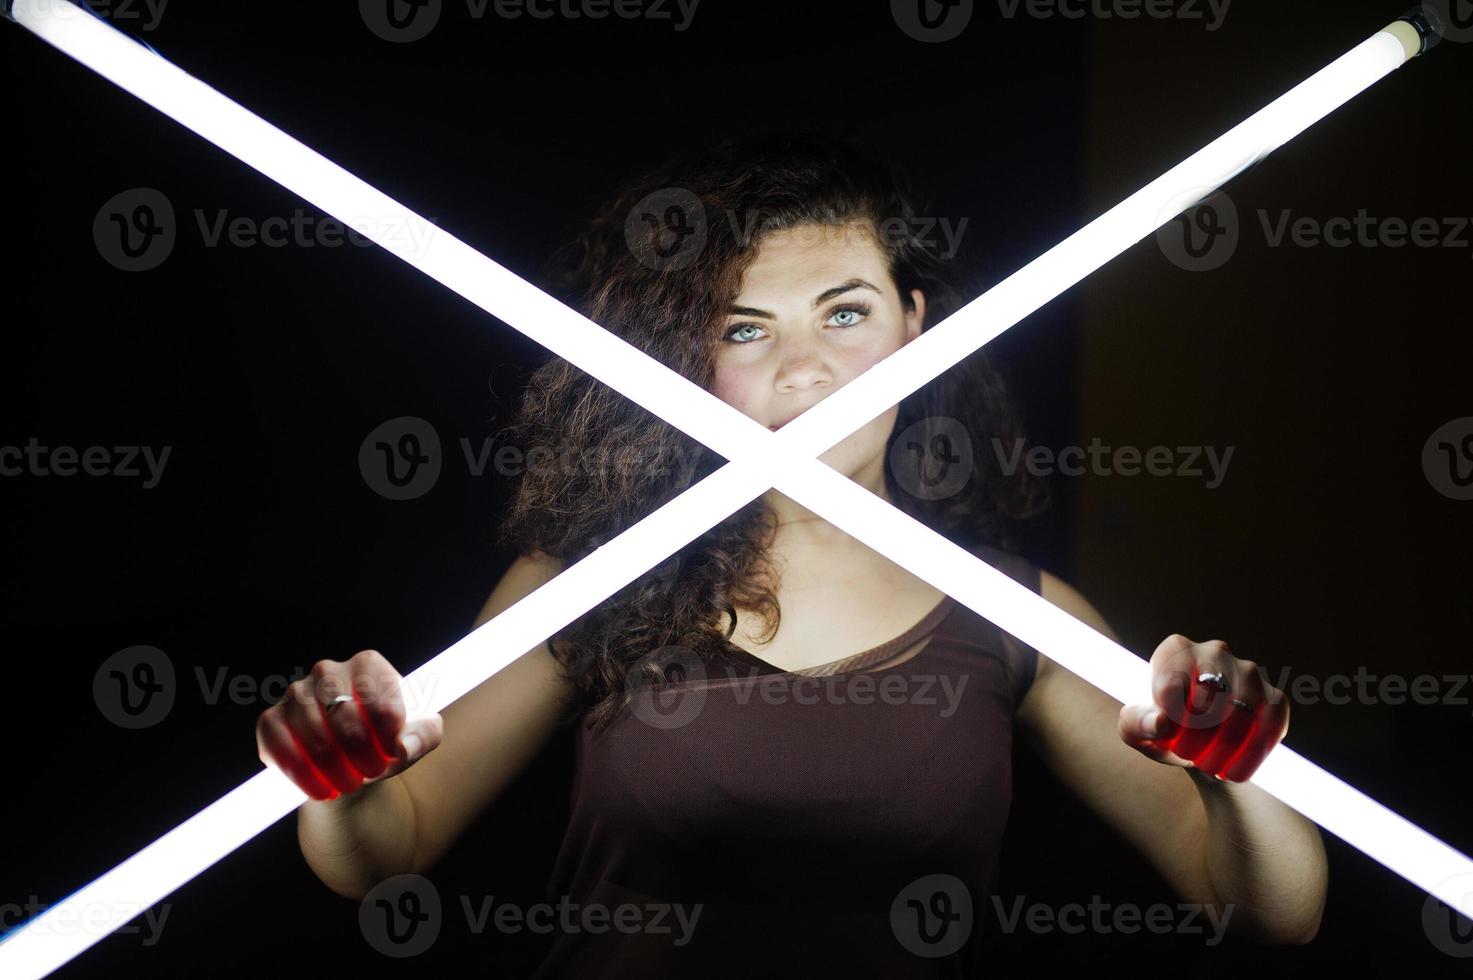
{"left": 843, "top": 341, "right": 902, "bottom": 387}
{"left": 711, "top": 364, "right": 761, "bottom": 416}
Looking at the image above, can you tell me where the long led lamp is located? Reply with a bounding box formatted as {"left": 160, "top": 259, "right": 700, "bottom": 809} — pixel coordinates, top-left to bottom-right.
{"left": 2, "top": 2, "right": 1465, "bottom": 976}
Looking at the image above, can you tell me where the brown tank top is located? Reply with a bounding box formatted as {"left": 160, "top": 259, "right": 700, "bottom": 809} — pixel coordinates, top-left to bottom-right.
{"left": 531, "top": 542, "right": 1043, "bottom": 978}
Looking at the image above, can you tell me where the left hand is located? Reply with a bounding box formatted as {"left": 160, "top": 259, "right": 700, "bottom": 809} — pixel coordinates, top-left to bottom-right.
{"left": 1119, "top": 634, "right": 1290, "bottom": 783}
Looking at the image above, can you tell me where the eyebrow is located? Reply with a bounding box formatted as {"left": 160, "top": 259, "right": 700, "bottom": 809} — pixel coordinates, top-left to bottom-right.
{"left": 726, "top": 278, "right": 883, "bottom": 319}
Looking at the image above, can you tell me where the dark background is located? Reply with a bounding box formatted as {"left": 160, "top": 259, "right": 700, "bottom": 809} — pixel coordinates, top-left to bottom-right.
{"left": 2, "top": 1, "right": 1469, "bottom": 977}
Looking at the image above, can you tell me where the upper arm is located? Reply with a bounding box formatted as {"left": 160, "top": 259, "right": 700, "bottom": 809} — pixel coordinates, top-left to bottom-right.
{"left": 1014, "top": 570, "right": 1212, "bottom": 905}
{"left": 398, "top": 550, "right": 579, "bottom": 874}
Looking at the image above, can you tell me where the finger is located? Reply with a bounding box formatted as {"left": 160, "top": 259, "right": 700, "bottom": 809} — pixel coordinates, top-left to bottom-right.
{"left": 399, "top": 713, "right": 446, "bottom": 768}
{"left": 1190, "top": 655, "right": 1259, "bottom": 775}
{"left": 1191, "top": 698, "right": 1259, "bottom": 778}
{"left": 347, "top": 649, "right": 411, "bottom": 761}
{"left": 1165, "top": 643, "right": 1236, "bottom": 762}
{"left": 1120, "top": 701, "right": 1182, "bottom": 747}
{"left": 1150, "top": 636, "right": 1202, "bottom": 758}
{"left": 1150, "top": 634, "right": 1197, "bottom": 725}
{"left": 320, "top": 675, "right": 393, "bottom": 782}
{"left": 1218, "top": 698, "right": 1291, "bottom": 782}
{"left": 257, "top": 709, "right": 336, "bottom": 800}
{"left": 281, "top": 672, "right": 364, "bottom": 796}
{"left": 1118, "top": 703, "right": 1188, "bottom": 767}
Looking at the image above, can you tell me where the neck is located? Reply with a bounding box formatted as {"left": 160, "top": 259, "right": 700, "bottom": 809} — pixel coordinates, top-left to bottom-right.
{"left": 761, "top": 454, "right": 894, "bottom": 555}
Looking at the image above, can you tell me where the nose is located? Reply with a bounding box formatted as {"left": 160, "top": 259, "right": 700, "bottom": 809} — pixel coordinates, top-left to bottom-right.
{"left": 774, "top": 337, "right": 834, "bottom": 394}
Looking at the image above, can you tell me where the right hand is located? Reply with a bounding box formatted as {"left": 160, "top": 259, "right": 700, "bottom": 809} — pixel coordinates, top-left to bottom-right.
{"left": 256, "top": 649, "right": 444, "bottom": 801}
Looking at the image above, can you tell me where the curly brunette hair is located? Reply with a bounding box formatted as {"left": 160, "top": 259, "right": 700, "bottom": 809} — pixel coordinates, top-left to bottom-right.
{"left": 493, "top": 129, "right": 1049, "bottom": 734}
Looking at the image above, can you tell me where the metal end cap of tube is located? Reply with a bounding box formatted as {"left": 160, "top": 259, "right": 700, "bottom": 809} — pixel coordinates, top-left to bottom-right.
{"left": 1398, "top": 5, "right": 1446, "bottom": 56}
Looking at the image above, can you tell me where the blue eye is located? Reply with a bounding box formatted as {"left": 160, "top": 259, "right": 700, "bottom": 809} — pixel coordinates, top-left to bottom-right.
{"left": 726, "top": 324, "right": 764, "bottom": 343}
{"left": 723, "top": 302, "right": 873, "bottom": 344}
{"left": 828, "top": 303, "right": 871, "bottom": 327}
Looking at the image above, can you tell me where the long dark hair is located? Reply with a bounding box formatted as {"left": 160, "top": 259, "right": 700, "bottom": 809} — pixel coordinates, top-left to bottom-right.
{"left": 493, "top": 129, "right": 1049, "bottom": 734}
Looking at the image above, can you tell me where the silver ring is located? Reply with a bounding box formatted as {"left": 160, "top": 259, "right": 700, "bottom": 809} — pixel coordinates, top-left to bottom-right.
{"left": 1230, "top": 698, "right": 1252, "bottom": 711}
{"left": 1197, "top": 671, "right": 1230, "bottom": 694}
{"left": 323, "top": 693, "right": 354, "bottom": 715}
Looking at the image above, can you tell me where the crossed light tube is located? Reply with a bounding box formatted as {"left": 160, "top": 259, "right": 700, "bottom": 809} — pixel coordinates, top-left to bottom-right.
{"left": 2, "top": 1, "right": 1468, "bottom": 975}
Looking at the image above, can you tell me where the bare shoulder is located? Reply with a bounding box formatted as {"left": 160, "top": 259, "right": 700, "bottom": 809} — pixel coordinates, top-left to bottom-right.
{"left": 472, "top": 549, "right": 564, "bottom": 628}
{"left": 1029, "top": 569, "right": 1122, "bottom": 688}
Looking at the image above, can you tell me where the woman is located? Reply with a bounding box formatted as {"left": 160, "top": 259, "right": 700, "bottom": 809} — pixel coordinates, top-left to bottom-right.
{"left": 257, "top": 130, "right": 1327, "bottom": 976}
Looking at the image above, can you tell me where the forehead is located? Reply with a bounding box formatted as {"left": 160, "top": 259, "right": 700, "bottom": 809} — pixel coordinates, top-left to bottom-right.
{"left": 737, "top": 220, "right": 889, "bottom": 298}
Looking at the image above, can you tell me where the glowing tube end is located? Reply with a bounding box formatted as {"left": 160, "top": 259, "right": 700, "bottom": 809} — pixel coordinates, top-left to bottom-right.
{"left": 1389, "top": 7, "right": 1445, "bottom": 59}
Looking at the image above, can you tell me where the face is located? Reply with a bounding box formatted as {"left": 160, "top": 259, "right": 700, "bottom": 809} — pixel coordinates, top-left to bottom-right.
{"left": 711, "top": 220, "right": 925, "bottom": 487}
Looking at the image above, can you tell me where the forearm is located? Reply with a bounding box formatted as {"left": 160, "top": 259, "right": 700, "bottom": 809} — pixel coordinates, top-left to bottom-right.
{"left": 1186, "top": 767, "right": 1328, "bottom": 944}
{"left": 297, "top": 775, "right": 420, "bottom": 901}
